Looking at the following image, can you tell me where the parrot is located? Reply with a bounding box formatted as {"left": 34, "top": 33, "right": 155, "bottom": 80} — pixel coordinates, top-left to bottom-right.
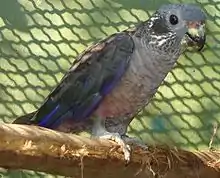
{"left": 13, "top": 4, "right": 206, "bottom": 162}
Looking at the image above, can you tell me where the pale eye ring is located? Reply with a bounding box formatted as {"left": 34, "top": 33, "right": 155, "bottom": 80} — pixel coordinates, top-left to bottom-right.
{"left": 169, "top": 14, "right": 178, "bottom": 25}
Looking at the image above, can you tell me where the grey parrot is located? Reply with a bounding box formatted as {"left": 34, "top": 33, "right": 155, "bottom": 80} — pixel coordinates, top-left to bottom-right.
{"left": 13, "top": 4, "right": 206, "bottom": 162}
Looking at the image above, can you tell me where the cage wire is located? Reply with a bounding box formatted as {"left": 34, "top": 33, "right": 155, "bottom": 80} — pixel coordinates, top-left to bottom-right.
{"left": 0, "top": 0, "right": 219, "bottom": 177}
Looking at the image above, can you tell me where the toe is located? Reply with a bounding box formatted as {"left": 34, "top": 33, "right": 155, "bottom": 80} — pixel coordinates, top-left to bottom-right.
{"left": 121, "top": 135, "right": 148, "bottom": 150}
{"left": 92, "top": 132, "right": 131, "bottom": 163}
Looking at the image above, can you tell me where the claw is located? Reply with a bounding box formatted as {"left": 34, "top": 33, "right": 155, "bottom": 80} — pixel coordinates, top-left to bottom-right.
{"left": 91, "top": 117, "right": 132, "bottom": 163}
{"left": 121, "top": 135, "right": 148, "bottom": 150}
{"left": 93, "top": 132, "right": 131, "bottom": 163}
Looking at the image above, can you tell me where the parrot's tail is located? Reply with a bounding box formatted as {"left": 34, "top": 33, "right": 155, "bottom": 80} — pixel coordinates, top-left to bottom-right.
{"left": 12, "top": 111, "right": 37, "bottom": 125}
{"left": 12, "top": 111, "right": 95, "bottom": 134}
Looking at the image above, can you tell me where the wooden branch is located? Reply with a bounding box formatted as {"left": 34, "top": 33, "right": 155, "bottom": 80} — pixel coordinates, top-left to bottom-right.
{"left": 0, "top": 123, "right": 220, "bottom": 178}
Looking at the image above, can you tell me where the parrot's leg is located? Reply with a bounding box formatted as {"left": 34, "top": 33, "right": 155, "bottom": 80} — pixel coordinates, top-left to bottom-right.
{"left": 121, "top": 135, "right": 148, "bottom": 150}
{"left": 91, "top": 117, "right": 131, "bottom": 163}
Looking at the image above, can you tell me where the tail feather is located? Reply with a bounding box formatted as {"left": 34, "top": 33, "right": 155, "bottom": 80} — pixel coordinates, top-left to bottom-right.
{"left": 12, "top": 111, "right": 37, "bottom": 125}
{"left": 12, "top": 110, "right": 94, "bottom": 134}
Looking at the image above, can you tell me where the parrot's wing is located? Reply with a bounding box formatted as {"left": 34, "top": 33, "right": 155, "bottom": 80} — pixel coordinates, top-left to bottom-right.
{"left": 30, "top": 32, "right": 135, "bottom": 128}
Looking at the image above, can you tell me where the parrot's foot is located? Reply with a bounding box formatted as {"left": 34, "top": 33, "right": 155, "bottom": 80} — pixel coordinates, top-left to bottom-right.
{"left": 91, "top": 117, "right": 131, "bottom": 163}
{"left": 121, "top": 135, "right": 148, "bottom": 150}
{"left": 92, "top": 131, "right": 131, "bottom": 163}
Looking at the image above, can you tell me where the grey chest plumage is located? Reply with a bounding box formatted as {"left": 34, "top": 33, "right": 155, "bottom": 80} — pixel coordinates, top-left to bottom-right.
{"left": 95, "top": 35, "right": 181, "bottom": 119}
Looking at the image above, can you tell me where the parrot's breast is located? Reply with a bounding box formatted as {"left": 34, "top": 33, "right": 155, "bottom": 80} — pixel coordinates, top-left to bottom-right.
{"left": 95, "top": 36, "right": 179, "bottom": 119}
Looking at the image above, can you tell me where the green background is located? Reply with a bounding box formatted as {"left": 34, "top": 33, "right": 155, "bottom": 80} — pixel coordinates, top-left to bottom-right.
{"left": 0, "top": 0, "right": 219, "bottom": 177}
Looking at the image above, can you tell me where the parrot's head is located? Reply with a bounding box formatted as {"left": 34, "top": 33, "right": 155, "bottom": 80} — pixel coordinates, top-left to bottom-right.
{"left": 138, "top": 4, "right": 206, "bottom": 53}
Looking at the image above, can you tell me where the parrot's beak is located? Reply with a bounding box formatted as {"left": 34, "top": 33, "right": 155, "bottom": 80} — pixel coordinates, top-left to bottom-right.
{"left": 186, "top": 21, "right": 206, "bottom": 51}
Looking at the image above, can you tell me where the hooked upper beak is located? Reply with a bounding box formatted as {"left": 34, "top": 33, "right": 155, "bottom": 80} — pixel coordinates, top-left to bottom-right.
{"left": 186, "top": 21, "right": 206, "bottom": 51}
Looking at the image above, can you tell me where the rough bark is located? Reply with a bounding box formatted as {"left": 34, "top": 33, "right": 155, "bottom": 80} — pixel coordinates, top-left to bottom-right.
{"left": 0, "top": 123, "right": 219, "bottom": 178}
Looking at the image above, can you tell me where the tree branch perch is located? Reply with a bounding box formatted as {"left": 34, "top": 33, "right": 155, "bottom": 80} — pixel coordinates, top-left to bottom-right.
{"left": 0, "top": 123, "right": 219, "bottom": 178}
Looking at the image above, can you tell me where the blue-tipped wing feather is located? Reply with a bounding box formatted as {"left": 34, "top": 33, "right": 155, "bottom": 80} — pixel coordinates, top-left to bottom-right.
{"left": 29, "top": 32, "right": 135, "bottom": 128}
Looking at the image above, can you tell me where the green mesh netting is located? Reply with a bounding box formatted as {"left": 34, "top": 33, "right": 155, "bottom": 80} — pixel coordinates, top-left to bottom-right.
{"left": 0, "top": 0, "right": 219, "bottom": 177}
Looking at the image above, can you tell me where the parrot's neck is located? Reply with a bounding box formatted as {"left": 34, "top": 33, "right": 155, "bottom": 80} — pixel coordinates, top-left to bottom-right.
{"left": 132, "top": 35, "right": 180, "bottom": 76}
{"left": 134, "top": 28, "right": 181, "bottom": 58}
{"left": 133, "top": 32, "right": 182, "bottom": 67}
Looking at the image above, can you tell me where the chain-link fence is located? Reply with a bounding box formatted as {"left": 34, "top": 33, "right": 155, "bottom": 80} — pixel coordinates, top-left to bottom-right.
{"left": 0, "top": 0, "right": 219, "bottom": 177}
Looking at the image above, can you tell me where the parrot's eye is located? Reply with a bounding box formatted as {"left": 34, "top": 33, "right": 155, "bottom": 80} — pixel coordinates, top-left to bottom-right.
{"left": 169, "top": 14, "right": 178, "bottom": 25}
